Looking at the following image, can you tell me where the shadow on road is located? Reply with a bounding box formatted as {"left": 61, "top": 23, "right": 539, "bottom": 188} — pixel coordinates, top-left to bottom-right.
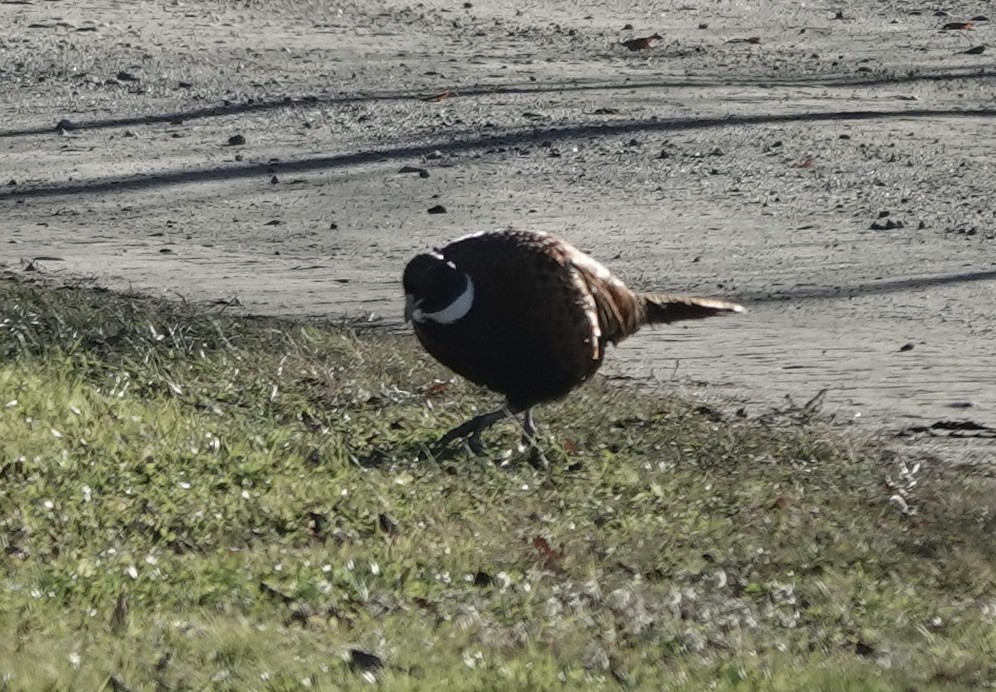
{"left": 1, "top": 67, "right": 993, "bottom": 139}
{"left": 2, "top": 107, "right": 995, "bottom": 202}
{"left": 735, "top": 269, "right": 996, "bottom": 304}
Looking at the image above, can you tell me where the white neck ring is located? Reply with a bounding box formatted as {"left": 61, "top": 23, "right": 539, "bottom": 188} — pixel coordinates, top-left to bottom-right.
{"left": 413, "top": 275, "right": 475, "bottom": 325}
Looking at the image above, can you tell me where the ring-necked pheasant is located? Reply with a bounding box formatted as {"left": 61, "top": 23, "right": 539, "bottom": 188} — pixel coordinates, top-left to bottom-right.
{"left": 403, "top": 229, "right": 744, "bottom": 450}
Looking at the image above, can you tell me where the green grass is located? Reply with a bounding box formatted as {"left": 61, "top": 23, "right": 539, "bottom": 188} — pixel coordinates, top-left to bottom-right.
{"left": 0, "top": 274, "right": 993, "bottom": 691}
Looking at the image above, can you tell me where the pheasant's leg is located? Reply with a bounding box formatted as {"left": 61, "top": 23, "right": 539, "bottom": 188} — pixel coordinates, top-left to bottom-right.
{"left": 518, "top": 408, "right": 549, "bottom": 468}
{"left": 519, "top": 409, "right": 537, "bottom": 448}
{"left": 437, "top": 406, "right": 511, "bottom": 451}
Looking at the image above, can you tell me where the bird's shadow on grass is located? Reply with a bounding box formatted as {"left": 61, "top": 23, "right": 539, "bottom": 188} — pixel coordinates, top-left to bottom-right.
{"left": 349, "top": 438, "right": 456, "bottom": 468}
{"left": 351, "top": 433, "right": 554, "bottom": 469}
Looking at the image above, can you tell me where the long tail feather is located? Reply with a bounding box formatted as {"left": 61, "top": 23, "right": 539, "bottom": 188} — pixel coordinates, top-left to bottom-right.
{"left": 640, "top": 294, "right": 745, "bottom": 325}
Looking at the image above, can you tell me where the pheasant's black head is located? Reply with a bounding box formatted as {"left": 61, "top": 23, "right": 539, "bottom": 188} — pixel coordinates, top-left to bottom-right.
{"left": 403, "top": 252, "right": 474, "bottom": 324}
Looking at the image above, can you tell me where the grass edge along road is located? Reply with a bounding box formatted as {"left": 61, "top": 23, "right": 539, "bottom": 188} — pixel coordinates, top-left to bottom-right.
{"left": 0, "top": 274, "right": 993, "bottom": 690}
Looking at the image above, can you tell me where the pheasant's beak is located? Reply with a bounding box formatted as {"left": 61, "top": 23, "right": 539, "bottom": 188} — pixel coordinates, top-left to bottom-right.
{"left": 403, "top": 294, "right": 415, "bottom": 323}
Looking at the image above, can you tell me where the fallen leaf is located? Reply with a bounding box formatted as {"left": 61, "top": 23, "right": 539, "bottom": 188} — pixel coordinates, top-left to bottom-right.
{"left": 421, "top": 91, "right": 451, "bottom": 102}
{"left": 422, "top": 380, "right": 450, "bottom": 398}
{"left": 349, "top": 649, "right": 383, "bottom": 672}
{"left": 378, "top": 512, "right": 399, "bottom": 535}
{"left": 621, "top": 33, "right": 663, "bottom": 51}
{"left": 532, "top": 536, "right": 562, "bottom": 566}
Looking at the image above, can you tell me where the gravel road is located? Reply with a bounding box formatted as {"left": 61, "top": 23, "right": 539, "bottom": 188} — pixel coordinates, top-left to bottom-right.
{"left": 2, "top": 0, "right": 994, "bottom": 465}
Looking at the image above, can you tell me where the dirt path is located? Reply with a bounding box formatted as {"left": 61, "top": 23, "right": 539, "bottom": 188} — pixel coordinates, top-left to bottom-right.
{"left": 1, "top": 0, "right": 994, "bottom": 465}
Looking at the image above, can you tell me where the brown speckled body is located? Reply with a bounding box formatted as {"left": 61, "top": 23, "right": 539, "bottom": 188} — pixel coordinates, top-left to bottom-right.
{"left": 407, "top": 229, "right": 743, "bottom": 413}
